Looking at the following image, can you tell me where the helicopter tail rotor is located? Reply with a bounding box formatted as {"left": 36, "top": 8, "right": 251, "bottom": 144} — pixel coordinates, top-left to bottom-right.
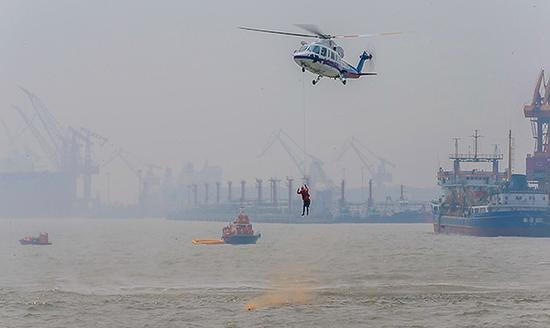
{"left": 364, "top": 44, "right": 376, "bottom": 72}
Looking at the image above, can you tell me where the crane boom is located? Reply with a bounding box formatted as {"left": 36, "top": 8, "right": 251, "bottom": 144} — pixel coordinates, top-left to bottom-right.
{"left": 0, "top": 115, "right": 14, "bottom": 145}
{"left": 20, "top": 87, "right": 65, "bottom": 163}
{"left": 353, "top": 137, "right": 395, "bottom": 168}
{"left": 258, "top": 129, "right": 332, "bottom": 188}
{"left": 259, "top": 129, "right": 306, "bottom": 176}
{"left": 13, "top": 105, "right": 59, "bottom": 168}
{"left": 337, "top": 136, "right": 395, "bottom": 185}
{"left": 349, "top": 142, "right": 376, "bottom": 175}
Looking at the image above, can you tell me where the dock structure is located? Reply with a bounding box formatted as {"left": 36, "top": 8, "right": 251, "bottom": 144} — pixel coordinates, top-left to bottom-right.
{"left": 255, "top": 179, "right": 263, "bottom": 205}
{"left": 286, "top": 177, "right": 294, "bottom": 212}
{"left": 269, "top": 178, "right": 280, "bottom": 206}
{"left": 240, "top": 180, "right": 246, "bottom": 204}
{"left": 227, "top": 181, "right": 232, "bottom": 202}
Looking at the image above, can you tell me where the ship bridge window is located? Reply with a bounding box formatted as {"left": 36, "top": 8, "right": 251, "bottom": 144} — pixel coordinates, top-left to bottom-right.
{"left": 320, "top": 47, "right": 327, "bottom": 57}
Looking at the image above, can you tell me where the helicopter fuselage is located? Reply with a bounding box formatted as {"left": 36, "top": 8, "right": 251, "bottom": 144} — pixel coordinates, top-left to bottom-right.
{"left": 292, "top": 41, "right": 369, "bottom": 82}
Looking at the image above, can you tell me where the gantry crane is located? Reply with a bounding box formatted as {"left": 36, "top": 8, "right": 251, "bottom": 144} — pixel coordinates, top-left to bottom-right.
{"left": 337, "top": 136, "right": 395, "bottom": 186}
{"left": 524, "top": 69, "right": 550, "bottom": 189}
{"left": 258, "top": 129, "right": 332, "bottom": 188}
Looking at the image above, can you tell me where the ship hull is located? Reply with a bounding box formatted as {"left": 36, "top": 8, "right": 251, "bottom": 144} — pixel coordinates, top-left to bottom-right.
{"left": 331, "top": 210, "right": 431, "bottom": 223}
{"left": 19, "top": 240, "right": 51, "bottom": 245}
{"left": 222, "top": 234, "right": 260, "bottom": 245}
{"left": 434, "top": 210, "right": 550, "bottom": 237}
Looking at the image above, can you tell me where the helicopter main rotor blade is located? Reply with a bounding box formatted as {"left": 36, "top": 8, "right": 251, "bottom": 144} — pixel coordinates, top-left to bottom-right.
{"left": 294, "top": 24, "right": 331, "bottom": 39}
{"left": 333, "top": 31, "right": 403, "bottom": 39}
{"left": 238, "top": 26, "right": 318, "bottom": 38}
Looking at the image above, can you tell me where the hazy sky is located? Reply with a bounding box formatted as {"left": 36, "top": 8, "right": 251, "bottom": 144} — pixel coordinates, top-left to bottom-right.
{"left": 1, "top": 0, "right": 550, "bottom": 202}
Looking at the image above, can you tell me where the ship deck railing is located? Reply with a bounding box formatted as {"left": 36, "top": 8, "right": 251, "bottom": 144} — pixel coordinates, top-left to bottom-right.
{"left": 438, "top": 171, "right": 505, "bottom": 178}
{"left": 448, "top": 153, "right": 504, "bottom": 161}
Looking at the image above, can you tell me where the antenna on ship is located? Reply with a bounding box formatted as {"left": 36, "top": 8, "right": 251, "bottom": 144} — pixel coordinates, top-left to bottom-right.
{"left": 472, "top": 130, "right": 482, "bottom": 159}
{"left": 367, "top": 179, "right": 374, "bottom": 208}
{"left": 508, "top": 129, "right": 512, "bottom": 181}
{"left": 237, "top": 205, "right": 246, "bottom": 216}
{"left": 453, "top": 138, "right": 460, "bottom": 158}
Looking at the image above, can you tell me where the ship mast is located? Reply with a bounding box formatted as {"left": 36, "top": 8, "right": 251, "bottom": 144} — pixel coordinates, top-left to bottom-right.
{"left": 472, "top": 130, "right": 482, "bottom": 160}
{"left": 453, "top": 138, "right": 460, "bottom": 157}
{"left": 508, "top": 129, "right": 512, "bottom": 181}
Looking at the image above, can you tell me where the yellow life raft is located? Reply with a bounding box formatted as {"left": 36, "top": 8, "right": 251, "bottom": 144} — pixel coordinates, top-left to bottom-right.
{"left": 192, "top": 239, "right": 225, "bottom": 245}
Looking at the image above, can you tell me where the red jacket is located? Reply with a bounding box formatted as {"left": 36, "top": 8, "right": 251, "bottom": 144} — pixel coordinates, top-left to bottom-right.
{"left": 297, "top": 187, "right": 310, "bottom": 201}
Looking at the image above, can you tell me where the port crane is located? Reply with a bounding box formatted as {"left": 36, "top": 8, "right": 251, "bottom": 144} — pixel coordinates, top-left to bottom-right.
{"left": 258, "top": 129, "right": 332, "bottom": 188}
{"left": 13, "top": 88, "right": 110, "bottom": 207}
{"left": 337, "top": 136, "right": 395, "bottom": 187}
{"left": 524, "top": 69, "right": 550, "bottom": 190}
{"left": 239, "top": 24, "right": 400, "bottom": 85}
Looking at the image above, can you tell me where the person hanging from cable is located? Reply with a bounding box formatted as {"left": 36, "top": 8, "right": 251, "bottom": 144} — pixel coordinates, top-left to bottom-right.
{"left": 297, "top": 184, "right": 311, "bottom": 216}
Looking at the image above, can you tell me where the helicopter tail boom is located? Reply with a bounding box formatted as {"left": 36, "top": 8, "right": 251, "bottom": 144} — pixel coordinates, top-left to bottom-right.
{"left": 356, "top": 51, "right": 373, "bottom": 73}
{"left": 343, "top": 71, "right": 378, "bottom": 79}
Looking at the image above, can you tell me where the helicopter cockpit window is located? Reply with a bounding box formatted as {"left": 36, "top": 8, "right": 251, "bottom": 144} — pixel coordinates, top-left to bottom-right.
{"left": 320, "top": 47, "right": 327, "bottom": 57}
{"left": 311, "top": 46, "right": 320, "bottom": 54}
{"left": 330, "top": 51, "right": 335, "bottom": 60}
{"left": 299, "top": 45, "right": 308, "bottom": 52}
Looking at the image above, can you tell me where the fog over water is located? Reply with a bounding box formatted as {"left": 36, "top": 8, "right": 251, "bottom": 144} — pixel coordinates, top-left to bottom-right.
{"left": 2, "top": 1, "right": 550, "bottom": 202}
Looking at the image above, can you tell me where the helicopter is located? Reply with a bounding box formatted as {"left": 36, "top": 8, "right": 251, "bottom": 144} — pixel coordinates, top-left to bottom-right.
{"left": 239, "top": 24, "right": 400, "bottom": 85}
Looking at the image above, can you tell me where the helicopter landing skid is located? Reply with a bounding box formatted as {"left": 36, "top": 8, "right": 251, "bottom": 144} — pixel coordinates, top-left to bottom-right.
{"left": 339, "top": 75, "right": 347, "bottom": 85}
{"left": 312, "top": 75, "right": 322, "bottom": 85}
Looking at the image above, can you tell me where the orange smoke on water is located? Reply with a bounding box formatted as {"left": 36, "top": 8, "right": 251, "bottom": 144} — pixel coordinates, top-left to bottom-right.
{"left": 245, "top": 277, "right": 315, "bottom": 311}
{"left": 245, "top": 287, "right": 313, "bottom": 311}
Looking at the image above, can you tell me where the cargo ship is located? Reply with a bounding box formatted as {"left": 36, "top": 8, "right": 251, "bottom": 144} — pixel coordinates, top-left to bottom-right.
{"left": 431, "top": 131, "right": 550, "bottom": 237}
{"left": 19, "top": 232, "right": 52, "bottom": 245}
{"left": 336, "top": 203, "right": 431, "bottom": 223}
{"left": 222, "top": 212, "right": 261, "bottom": 244}
{"left": 335, "top": 182, "right": 431, "bottom": 223}
{"left": 364, "top": 207, "right": 431, "bottom": 223}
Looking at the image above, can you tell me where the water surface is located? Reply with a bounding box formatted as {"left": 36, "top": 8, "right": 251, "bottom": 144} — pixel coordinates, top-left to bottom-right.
{"left": 2, "top": 219, "right": 550, "bottom": 327}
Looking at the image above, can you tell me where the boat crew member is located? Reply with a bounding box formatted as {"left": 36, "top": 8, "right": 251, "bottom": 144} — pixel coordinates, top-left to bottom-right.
{"left": 297, "top": 184, "right": 311, "bottom": 216}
